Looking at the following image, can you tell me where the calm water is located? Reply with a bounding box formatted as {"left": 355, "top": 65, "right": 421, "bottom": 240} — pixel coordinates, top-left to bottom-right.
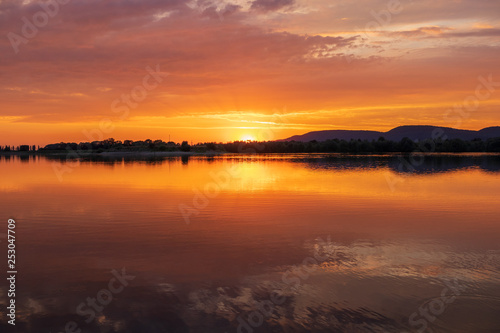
{"left": 1, "top": 154, "right": 500, "bottom": 332}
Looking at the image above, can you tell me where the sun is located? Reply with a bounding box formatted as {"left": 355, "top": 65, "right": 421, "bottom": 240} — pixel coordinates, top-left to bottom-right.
{"left": 241, "top": 134, "right": 256, "bottom": 141}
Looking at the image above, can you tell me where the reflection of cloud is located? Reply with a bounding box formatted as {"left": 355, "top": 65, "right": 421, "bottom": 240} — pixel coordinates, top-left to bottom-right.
{"left": 26, "top": 298, "right": 45, "bottom": 314}
{"left": 2, "top": 238, "right": 499, "bottom": 331}
{"left": 316, "top": 240, "right": 500, "bottom": 282}
{"left": 179, "top": 239, "right": 500, "bottom": 331}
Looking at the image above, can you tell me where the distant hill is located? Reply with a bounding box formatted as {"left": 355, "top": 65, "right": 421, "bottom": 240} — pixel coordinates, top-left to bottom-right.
{"left": 281, "top": 126, "right": 500, "bottom": 142}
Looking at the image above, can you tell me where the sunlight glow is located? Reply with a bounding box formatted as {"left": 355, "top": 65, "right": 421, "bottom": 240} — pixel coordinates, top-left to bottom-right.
{"left": 241, "top": 134, "right": 256, "bottom": 141}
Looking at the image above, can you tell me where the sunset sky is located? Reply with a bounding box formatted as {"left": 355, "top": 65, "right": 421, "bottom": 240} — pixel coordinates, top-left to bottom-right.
{"left": 1, "top": 0, "right": 500, "bottom": 146}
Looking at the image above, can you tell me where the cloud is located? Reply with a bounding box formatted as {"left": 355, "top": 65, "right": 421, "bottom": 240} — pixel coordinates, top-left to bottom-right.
{"left": 385, "top": 26, "right": 500, "bottom": 40}
{"left": 384, "top": 26, "right": 452, "bottom": 39}
{"left": 445, "top": 28, "right": 500, "bottom": 38}
{"left": 0, "top": 0, "right": 360, "bottom": 124}
{"left": 1, "top": 0, "right": 500, "bottom": 144}
{"left": 250, "top": 0, "right": 294, "bottom": 12}
{"left": 200, "top": 3, "right": 241, "bottom": 20}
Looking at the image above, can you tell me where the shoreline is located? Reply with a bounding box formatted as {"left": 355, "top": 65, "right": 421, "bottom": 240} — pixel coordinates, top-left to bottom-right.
{"left": 1, "top": 151, "right": 500, "bottom": 157}
{"left": 0, "top": 151, "right": 226, "bottom": 157}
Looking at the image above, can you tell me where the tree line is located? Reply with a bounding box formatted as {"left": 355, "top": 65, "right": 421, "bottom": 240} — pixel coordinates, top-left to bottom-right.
{"left": 3, "top": 137, "right": 500, "bottom": 154}
{"left": 221, "top": 137, "right": 500, "bottom": 153}
{"left": 0, "top": 145, "right": 37, "bottom": 152}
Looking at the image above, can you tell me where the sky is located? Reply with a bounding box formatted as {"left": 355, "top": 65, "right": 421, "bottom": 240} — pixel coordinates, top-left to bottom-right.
{"left": 1, "top": 0, "right": 500, "bottom": 146}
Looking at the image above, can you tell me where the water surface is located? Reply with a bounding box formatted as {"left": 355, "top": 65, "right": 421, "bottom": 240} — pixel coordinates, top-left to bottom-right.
{"left": 1, "top": 154, "right": 499, "bottom": 332}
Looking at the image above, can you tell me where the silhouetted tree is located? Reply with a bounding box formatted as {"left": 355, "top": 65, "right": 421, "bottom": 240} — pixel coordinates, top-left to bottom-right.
{"left": 206, "top": 143, "right": 217, "bottom": 151}
{"left": 399, "top": 137, "right": 416, "bottom": 152}
{"left": 180, "top": 141, "right": 191, "bottom": 152}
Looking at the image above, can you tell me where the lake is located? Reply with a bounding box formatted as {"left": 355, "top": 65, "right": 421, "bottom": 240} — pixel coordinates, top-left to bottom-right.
{"left": 1, "top": 153, "right": 500, "bottom": 332}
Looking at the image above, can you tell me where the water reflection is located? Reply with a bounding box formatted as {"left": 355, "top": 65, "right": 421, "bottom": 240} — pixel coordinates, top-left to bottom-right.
{"left": 290, "top": 153, "right": 500, "bottom": 174}
{"left": 0, "top": 154, "right": 499, "bottom": 332}
{"left": 34, "top": 152, "right": 500, "bottom": 174}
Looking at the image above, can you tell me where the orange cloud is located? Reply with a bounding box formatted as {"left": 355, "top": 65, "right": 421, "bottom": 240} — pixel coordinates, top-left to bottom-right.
{"left": 0, "top": 0, "right": 499, "bottom": 145}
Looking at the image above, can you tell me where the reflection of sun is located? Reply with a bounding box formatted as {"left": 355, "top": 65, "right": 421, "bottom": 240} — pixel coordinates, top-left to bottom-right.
{"left": 241, "top": 134, "right": 256, "bottom": 141}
